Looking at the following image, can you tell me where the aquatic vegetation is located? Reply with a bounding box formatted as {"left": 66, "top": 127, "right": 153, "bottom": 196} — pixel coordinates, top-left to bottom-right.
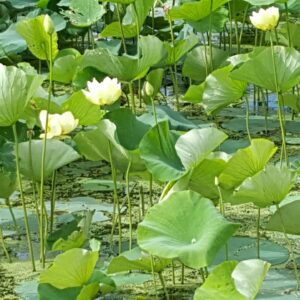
{"left": 0, "top": 0, "right": 299, "bottom": 299}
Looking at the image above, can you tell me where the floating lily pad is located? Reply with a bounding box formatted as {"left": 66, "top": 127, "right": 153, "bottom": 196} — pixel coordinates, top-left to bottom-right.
{"left": 257, "top": 268, "right": 300, "bottom": 299}
{"left": 111, "top": 273, "right": 153, "bottom": 287}
{"left": 214, "top": 237, "right": 289, "bottom": 266}
{"left": 80, "top": 179, "right": 120, "bottom": 192}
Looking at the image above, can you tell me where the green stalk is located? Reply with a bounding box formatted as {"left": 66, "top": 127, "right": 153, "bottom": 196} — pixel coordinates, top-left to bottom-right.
{"left": 49, "top": 170, "right": 56, "bottom": 233}
{"left": 168, "top": 15, "right": 180, "bottom": 111}
{"left": 126, "top": 160, "right": 132, "bottom": 250}
{"left": 158, "top": 272, "right": 169, "bottom": 300}
{"left": 216, "top": 177, "right": 228, "bottom": 260}
{"left": 108, "top": 141, "right": 122, "bottom": 254}
{"left": 269, "top": 34, "right": 287, "bottom": 166}
{"left": 151, "top": 255, "right": 159, "bottom": 299}
{"left": 245, "top": 95, "right": 251, "bottom": 143}
{"left": 181, "top": 263, "right": 185, "bottom": 284}
{"left": 5, "top": 198, "right": 18, "bottom": 232}
{"left": 238, "top": 4, "right": 249, "bottom": 46}
{"left": 228, "top": 2, "right": 233, "bottom": 55}
{"left": 149, "top": 174, "right": 153, "bottom": 207}
{"left": 257, "top": 208, "right": 260, "bottom": 259}
{"left": 172, "top": 260, "right": 176, "bottom": 285}
{"left": 0, "top": 227, "right": 11, "bottom": 263}
{"left": 13, "top": 124, "right": 35, "bottom": 271}
{"left": 129, "top": 82, "right": 136, "bottom": 114}
{"left": 284, "top": 3, "right": 291, "bottom": 47}
{"left": 28, "top": 130, "right": 40, "bottom": 228}
{"left": 39, "top": 34, "right": 54, "bottom": 268}
{"left": 116, "top": 3, "right": 127, "bottom": 53}
{"left": 276, "top": 204, "right": 299, "bottom": 290}
{"left": 208, "top": 0, "right": 214, "bottom": 68}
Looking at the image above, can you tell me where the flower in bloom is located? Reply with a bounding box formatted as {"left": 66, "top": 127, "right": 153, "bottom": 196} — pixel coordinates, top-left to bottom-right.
{"left": 82, "top": 77, "right": 122, "bottom": 106}
{"left": 250, "top": 7, "right": 279, "bottom": 31}
{"left": 39, "top": 110, "right": 78, "bottom": 139}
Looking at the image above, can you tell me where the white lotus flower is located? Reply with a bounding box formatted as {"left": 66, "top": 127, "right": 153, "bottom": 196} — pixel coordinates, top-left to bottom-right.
{"left": 82, "top": 77, "right": 122, "bottom": 106}
{"left": 59, "top": 112, "right": 79, "bottom": 135}
{"left": 250, "top": 7, "right": 279, "bottom": 31}
{"left": 39, "top": 110, "right": 78, "bottom": 139}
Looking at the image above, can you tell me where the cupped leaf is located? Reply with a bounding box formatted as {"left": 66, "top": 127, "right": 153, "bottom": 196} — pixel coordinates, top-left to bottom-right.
{"left": 0, "top": 64, "right": 44, "bottom": 126}
{"left": 105, "top": 108, "right": 151, "bottom": 151}
{"left": 38, "top": 283, "right": 81, "bottom": 300}
{"left": 80, "top": 35, "right": 166, "bottom": 82}
{"left": 182, "top": 46, "right": 229, "bottom": 81}
{"left": 139, "top": 121, "right": 185, "bottom": 182}
{"left": 230, "top": 46, "right": 300, "bottom": 93}
{"left": 137, "top": 190, "right": 239, "bottom": 269}
{"left": 53, "top": 50, "right": 81, "bottom": 84}
{"left": 61, "top": 0, "right": 105, "bottom": 27}
{"left": 194, "top": 259, "right": 270, "bottom": 300}
{"left": 175, "top": 127, "right": 228, "bottom": 169}
{"left": 19, "top": 139, "right": 81, "bottom": 182}
{"left": 101, "top": 0, "right": 154, "bottom": 38}
{"left": 107, "top": 247, "right": 170, "bottom": 274}
{"left": 40, "top": 248, "right": 98, "bottom": 289}
{"left": 0, "top": 24, "right": 27, "bottom": 59}
{"left": 202, "top": 65, "right": 247, "bottom": 115}
{"left": 165, "top": 34, "right": 198, "bottom": 65}
{"left": 188, "top": 7, "right": 228, "bottom": 33}
{"left": 62, "top": 91, "right": 104, "bottom": 126}
{"left": 74, "top": 119, "right": 145, "bottom": 173}
{"left": 219, "top": 139, "right": 277, "bottom": 190}
{"left": 169, "top": 0, "right": 230, "bottom": 21}
{"left": 233, "top": 165, "right": 294, "bottom": 208}
{"left": 267, "top": 199, "right": 300, "bottom": 235}
{"left": 232, "top": 260, "right": 271, "bottom": 300}
{"left": 16, "top": 15, "right": 59, "bottom": 60}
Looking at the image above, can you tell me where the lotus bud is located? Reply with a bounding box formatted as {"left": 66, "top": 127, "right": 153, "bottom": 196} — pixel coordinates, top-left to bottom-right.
{"left": 43, "top": 14, "right": 55, "bottom": 35}
{"left": 214, "top": 176, "right": 219, "bottom": 187}
{"left": 250, "top": 7, "right": 279, "bottom": 31}
{"left": 82, "top": 77, "right": 122, "bottom": 106}
{"left": 144, "top": 81, "right": 154, "bottom": 97}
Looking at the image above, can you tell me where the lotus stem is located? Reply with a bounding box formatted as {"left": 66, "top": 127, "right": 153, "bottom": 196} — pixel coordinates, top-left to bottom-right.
{"left": 125, "top": 160, "right": 132, "bottom": 250}
{"left": 284, "top": 2, "right": 292, "bottom": 47}
{"left": 108, "top": 141, "right": 122, "bottom": 254}
{"left": 158, "top": 271, "right": 169, "bottom": 300}
{"left": 216, "top": 177, "right": 228, "bottom": 260}
{"left": 13, "top": 124, "right": 36, "bottom": 271}
{"left": 116, "top": 3, "right": 127, "bottom": 53}
{"left": 28, "top": 130, "right": 40, "bottom": 228}
{"left": 172, "top": 260, "right": 176, "bottom": 285}
{"left": 151, "top": 255, "right": 159, "bottom": 299}
{"left": 276, "top": 204, "right": 300, "bottom": 290}
{"left": 208, "top": 0, "right": 214, "bottom": 66}
{"left": 149, "top": 174, "right": 153, "bottom": 207}
{"left": 5, "top": 198, "right": 18, "bottom": 233}
{"left": 181, "top": 263, "right": 185, "bottom": 284}
{"left": 0, "top": 227, "right": 11, "bottom": 263}
{"left": 257, "top": 208, "right": 260, "bottom": 259}
{"left": 270, "top": 34, "right": 287, "bottom": 166}
{"left": 238, "top": 4, "right": 249, "bottom": 46}
{"left": 50, "top": 170, "right": 56, "bottom": 233}
{"left": 167, "top": 14, "right": 180, "bottom": 111}
{"left": 245, "top": 95, "right": 251, "bottom": 143}
{"left": 128, "top": 82, "right": 136, "bottom": 114}
{"left": 139, "top": 184, "right": 145, "bottom": 217}
{"left": 39, "top": 33, "right": 54, "bottom": 267}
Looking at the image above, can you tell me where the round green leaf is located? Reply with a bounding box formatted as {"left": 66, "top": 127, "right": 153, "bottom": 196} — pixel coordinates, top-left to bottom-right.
{"left": 137, "top": 190, "right": 239, "bottom": 269}
{"left": 175, "top": 127, "right": 228, "bottom": 169}
{"left": 230, "top": 46, "right": 300, "bottom": 93}
{"left": 39, "top": 248, "right": 98, "bottom": 289}
{"left": 0, "top": 64, "right": 43, "bottom": 126}
{"left": 139, "top": 121, "right": 185, "bottom": 182}
{"left": 19, "top": 139, "right": 81, "bottom": 182}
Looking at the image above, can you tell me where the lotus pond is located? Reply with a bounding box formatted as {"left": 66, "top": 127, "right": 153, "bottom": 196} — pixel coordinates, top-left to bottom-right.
{"left": 1, "top": 0, "right": 300, "bottom": 299}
